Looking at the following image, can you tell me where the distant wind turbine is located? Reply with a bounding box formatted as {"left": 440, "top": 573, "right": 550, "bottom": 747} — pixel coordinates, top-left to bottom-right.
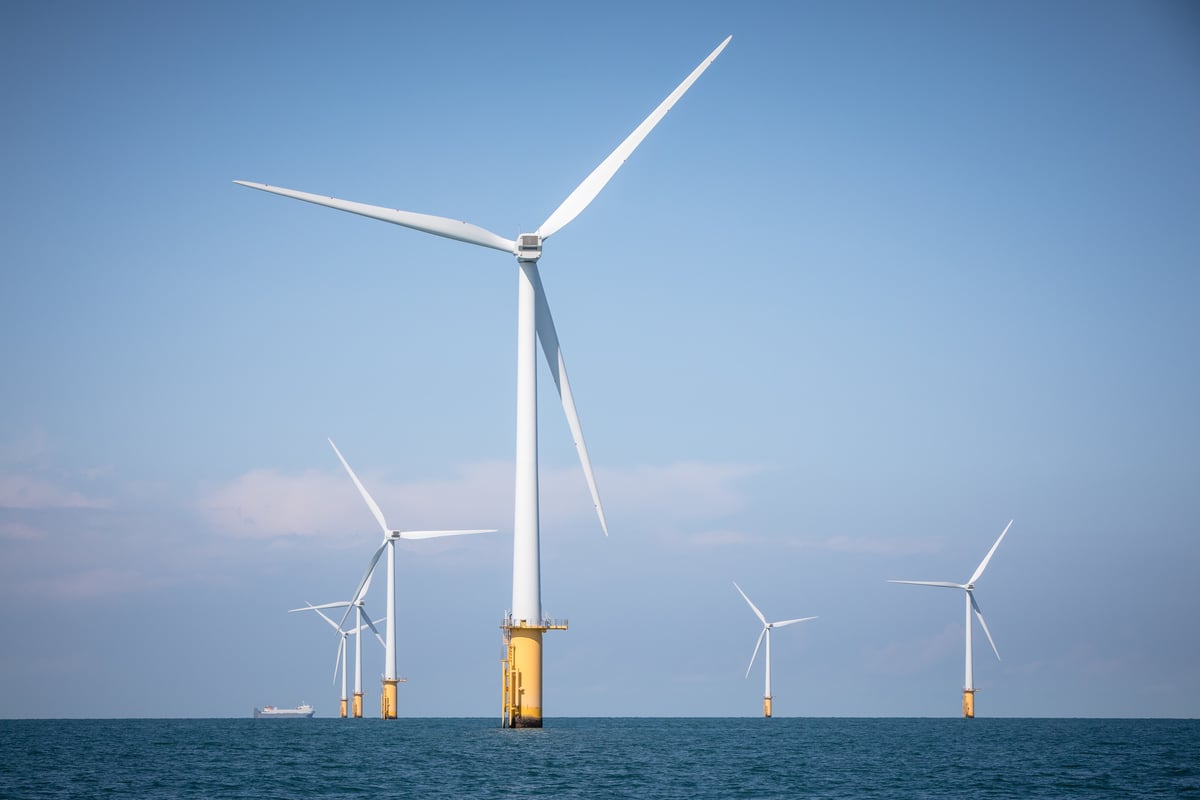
{"left": 290, "top": 600, "right": 385, "bottom": 718}
{"left": 328, "top": 438, "right": 494, "bottom": 719}
{"left": 888, "top": 519, "right": 1013, "bottom": 718}
{"left": 733, "top": 581, "right": 816, "bottom": 718}
{"left": 236, "top": 35, "right": 730, "bottom": 728}
{"left": 290, "top": 564, "right": 385, "bottom": 718}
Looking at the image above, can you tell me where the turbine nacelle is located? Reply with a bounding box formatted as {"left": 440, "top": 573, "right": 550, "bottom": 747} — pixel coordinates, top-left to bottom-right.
{"left": 516, "top": 233, "right": 542, "bottom": 262}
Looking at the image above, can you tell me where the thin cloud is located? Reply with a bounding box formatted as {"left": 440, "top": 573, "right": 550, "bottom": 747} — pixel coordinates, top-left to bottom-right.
{"left": 198, "top": 462, "right": 509, "bottom": 541}
{"left": 25, "top": 567, "right": 158, "bottom": 599}
{"left": 0, "top": 520, "right": 44, "bottom": 541}
{"left": 198, "top": 459, "right": 762, "bottom": 544}
{"left": 0, "top": 475, "right": 110, "bottom": 510}
{"left": 819, "top": 535, "right": 943, "bottom": 556}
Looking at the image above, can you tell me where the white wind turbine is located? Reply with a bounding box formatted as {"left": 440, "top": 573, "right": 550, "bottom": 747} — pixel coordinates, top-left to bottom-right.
{"left": 734, "top": 581, "right": 816, "bottom": 718}
{"left": 290, "top": 600, "right": 386, "bottom": 718}
{"left": 328, "top": 438, "right": 494, "bottom": 719}
{"left": 236, "top": 36, "right": 731, "bottom": 728}
{"left": 290, "top": 566, "right": 385, "bottom": 718}
{"left": 888, "top": 519, "right": 1013, "bottom": 718}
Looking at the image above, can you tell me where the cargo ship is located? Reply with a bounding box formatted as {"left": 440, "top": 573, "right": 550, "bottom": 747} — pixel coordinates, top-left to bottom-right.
{"left": 253, "top": 704, "right": 314, "bottom": 719}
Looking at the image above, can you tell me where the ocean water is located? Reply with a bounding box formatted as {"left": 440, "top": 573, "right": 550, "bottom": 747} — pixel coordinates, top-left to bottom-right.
{"left": 1, "top": 717, "right": 1196, "bottom": 799}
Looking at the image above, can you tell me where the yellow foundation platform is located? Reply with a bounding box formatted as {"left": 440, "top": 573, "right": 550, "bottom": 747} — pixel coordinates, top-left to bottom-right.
{"left": 352, "top": 692, "right": 363, "bottom": 719}
{"left": 380, "top": 678, "right": 407, "bottom": 719}
{"left": 501, "top": 616, "right": 567, "bottom": 728}
{"left": 763, "top": 696, "right": 773, "bottom": 718}
{"left": 339, "top": 698, "right": 348, "bottom": 719}
{"left": 963, "top": 689, "right": 975, "bottom": 718}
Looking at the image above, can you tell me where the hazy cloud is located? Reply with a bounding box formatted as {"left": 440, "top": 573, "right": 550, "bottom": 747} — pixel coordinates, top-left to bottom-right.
{"left": 820, "top": 535, "right": 944, "bottom": 556}
{"left": 0, "top": 475, "right": 110, "bottom": 510}
{"left": 198, "top": 460, "right": 762, "bottom": 544}
{"left": 0, "top": 520, "right": 44, "bottom": 541}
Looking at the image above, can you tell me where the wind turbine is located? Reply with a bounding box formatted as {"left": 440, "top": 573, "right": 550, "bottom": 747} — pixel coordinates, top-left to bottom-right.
{"left": 328, "top": 438, "right": 494, "bottom": 719}
{"left": 290, "top": 601, "right": 386, "bottom": 718}
{"left": 733, "top": 581, "right": 816, "bottom": 718}
{"left": 236, "top": 36, "right": 731, "bottom": 727}
{"left": 290, "top": 564, "right": 385, "bottom": 718}
{"left": 888, "top": 519, "right": 1013, "bottom": 718}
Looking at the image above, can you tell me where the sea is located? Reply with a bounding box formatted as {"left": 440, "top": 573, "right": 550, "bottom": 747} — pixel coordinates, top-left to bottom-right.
{"left": 1, "top": 717, "right": 1196, "bottom": 799}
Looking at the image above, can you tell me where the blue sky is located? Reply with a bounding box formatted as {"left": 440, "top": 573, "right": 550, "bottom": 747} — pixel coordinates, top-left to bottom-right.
{"left": 2, "top": 0, "right": 1198, "bottom": 719}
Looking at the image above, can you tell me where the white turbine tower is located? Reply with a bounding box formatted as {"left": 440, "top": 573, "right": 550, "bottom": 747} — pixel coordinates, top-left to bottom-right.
{"left": 290, "top": 601, "right": 385, "bottom": 718}
{"left": 328, "top": 438, "right": 494, "bottom": 719}
{"left": 888, "top": 519, "right": 1013, "bottom": 718}
{"left": 733, "top": 581, "right": 816, "bottom": 718}
{"left": 236, "top": 36, "right": 731, "bottom": 727}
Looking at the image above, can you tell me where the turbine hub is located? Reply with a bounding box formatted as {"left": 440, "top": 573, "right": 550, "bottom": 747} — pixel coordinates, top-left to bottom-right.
{"left": 516, "top": 233, "right": 542, "bottom": 261}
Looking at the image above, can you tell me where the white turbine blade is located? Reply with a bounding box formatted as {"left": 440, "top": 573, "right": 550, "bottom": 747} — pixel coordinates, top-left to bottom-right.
{"left": 354, "top": 568, "right": 375, "bottom": 605}
{"left": 290, "top": 601, "right": 352, "bottom": 612}
{"left": 339, "top": 542, "right": 386, "bottom": 630}
{"left": 367, "top": 615, "right": 388, "bottom": 647}
{"left": 887, "top": 580, "right": 966, "bottom": 590}
{"left": 745, "top": 627, "right": 767, "bottom": 678}
{"left": 970, "top": 594, "right": 1001, "bottom": 661}
{"left": 397, "top": 529, "right": 497, "bottom": 540}
{"left": 771, "top": 616, "right": 818, "bottom": 628}
{"left": 537, "top": 36, "right": 732, "bottom": 240}
{"left": 332, "top": 636, "right": 345, "bottom": 684}
{"left": 309, "top": 606, "right": 342, "bottom": 632}
{"left": 328, "top": 438, "right": 390, "bottom": 537}
{"left": 290, "top": 603, "right": 344, "bottom": 633}
{"left": 969, "top": 520, "right": 1013, "bottom": 585}
{"left": 733, "top": 581, "right": 767, "bottom": 626}
{"left": 234, "top": 181, "right": 518, "bottom": 254}
{"left": 529, "top": 264, "right": 608, "bottom": 536}
{"left": 360, "top": 612, "right": 384, "bottom": 643}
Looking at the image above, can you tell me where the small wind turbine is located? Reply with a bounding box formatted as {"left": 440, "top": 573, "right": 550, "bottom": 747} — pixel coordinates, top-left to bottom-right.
{"left": 733, "top": 581, "right": 816, "bottom": 718}
{"left": 328, "top": 438, "right": 495, "bottom": 719}
{"left": 236, "top": 36, "right": 730, "bottom": 727}
{"left": 290, "top": 601, "right": 385, "bottom": 718}
{"left": 290, "top": 565, "right": 385, "bottom": 718}
{"left": 888, "top": 519, "right": 1013, "bottom": 718}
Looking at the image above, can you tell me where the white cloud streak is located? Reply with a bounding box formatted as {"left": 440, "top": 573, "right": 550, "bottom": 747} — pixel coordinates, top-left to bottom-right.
{"left": 0, "top": 475, "right": 110, "bottom": 510}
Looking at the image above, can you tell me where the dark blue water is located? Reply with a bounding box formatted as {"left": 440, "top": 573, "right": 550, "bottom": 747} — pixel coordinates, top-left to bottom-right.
{"left": 1, "top": 718, "right": 1196, "bottom": 799}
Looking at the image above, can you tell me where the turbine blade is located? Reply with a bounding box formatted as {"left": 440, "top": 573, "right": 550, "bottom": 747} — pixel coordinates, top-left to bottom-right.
{"left": 233, "top": 181, "right": 517, "bottom": 254}
{"left": 771, "top": 616, "right": 818, "bottom": 628}
{"left": 328, "top": 438, "right": 390, "bottom": 537}
{"left": 397, "top": 529, "right": 497, "bottom": 540}
{"left": 969, "top": 520, "right": 1013, "bottom": 585}
{"left": 970, "top": 594, "right": 1001, "bottom": 660}
{"left": 310, "top": 606, "right": 342, "bottom": 632}
{"left": 333, "top": 636, "right": 345, "bottom": 684}
{"left": 355, "top": 569, "right": 374, "bottom": 605}
{"left": 340, "top": 543, "right": 386, "bottom": 631}
{"left": 368, "top": 616, "right": 387, "bottom": 647}
{"left": 529, "top": 264, "right": 608, "bottom": 535}
{"left": 360, "top": 612, "right": 383, "bottom": 642}
{"left": 733, "top": 581, "right": 767, "bottom": 625}
{"left": 746, "top": 627, "right": 766, "bottom": 678}
{"left": 887, "top": 580, "right": 965, "bottom": 589}
{"left": 537, "top": 36, "right": 732, "bottom": 240}
{"left": 290, "top": 601, "right": 352, "bottom": 612}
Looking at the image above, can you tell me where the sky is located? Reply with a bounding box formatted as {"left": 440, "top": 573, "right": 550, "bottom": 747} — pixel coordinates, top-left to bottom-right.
{"left": 2, "top": 0, "right": 1198, "bottom": 719}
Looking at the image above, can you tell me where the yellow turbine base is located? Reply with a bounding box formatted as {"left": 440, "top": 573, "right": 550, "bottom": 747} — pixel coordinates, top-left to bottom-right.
{"left": 963, "top": 689, "right": 975, "bottom": 718}
{"left": 339, "top": 698, "right": 347, "bottom": 719}
{"left": 352, "top": 692, "right": 363, "bottom": 719}
{"left": 763, "top": 697, "right": 773, "bottom": 718}
{"left": 382, "top": 679, "right": 399, "bottom": 720}
{"left": 505, "top": 627, "right": 544, "bottom": 728}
